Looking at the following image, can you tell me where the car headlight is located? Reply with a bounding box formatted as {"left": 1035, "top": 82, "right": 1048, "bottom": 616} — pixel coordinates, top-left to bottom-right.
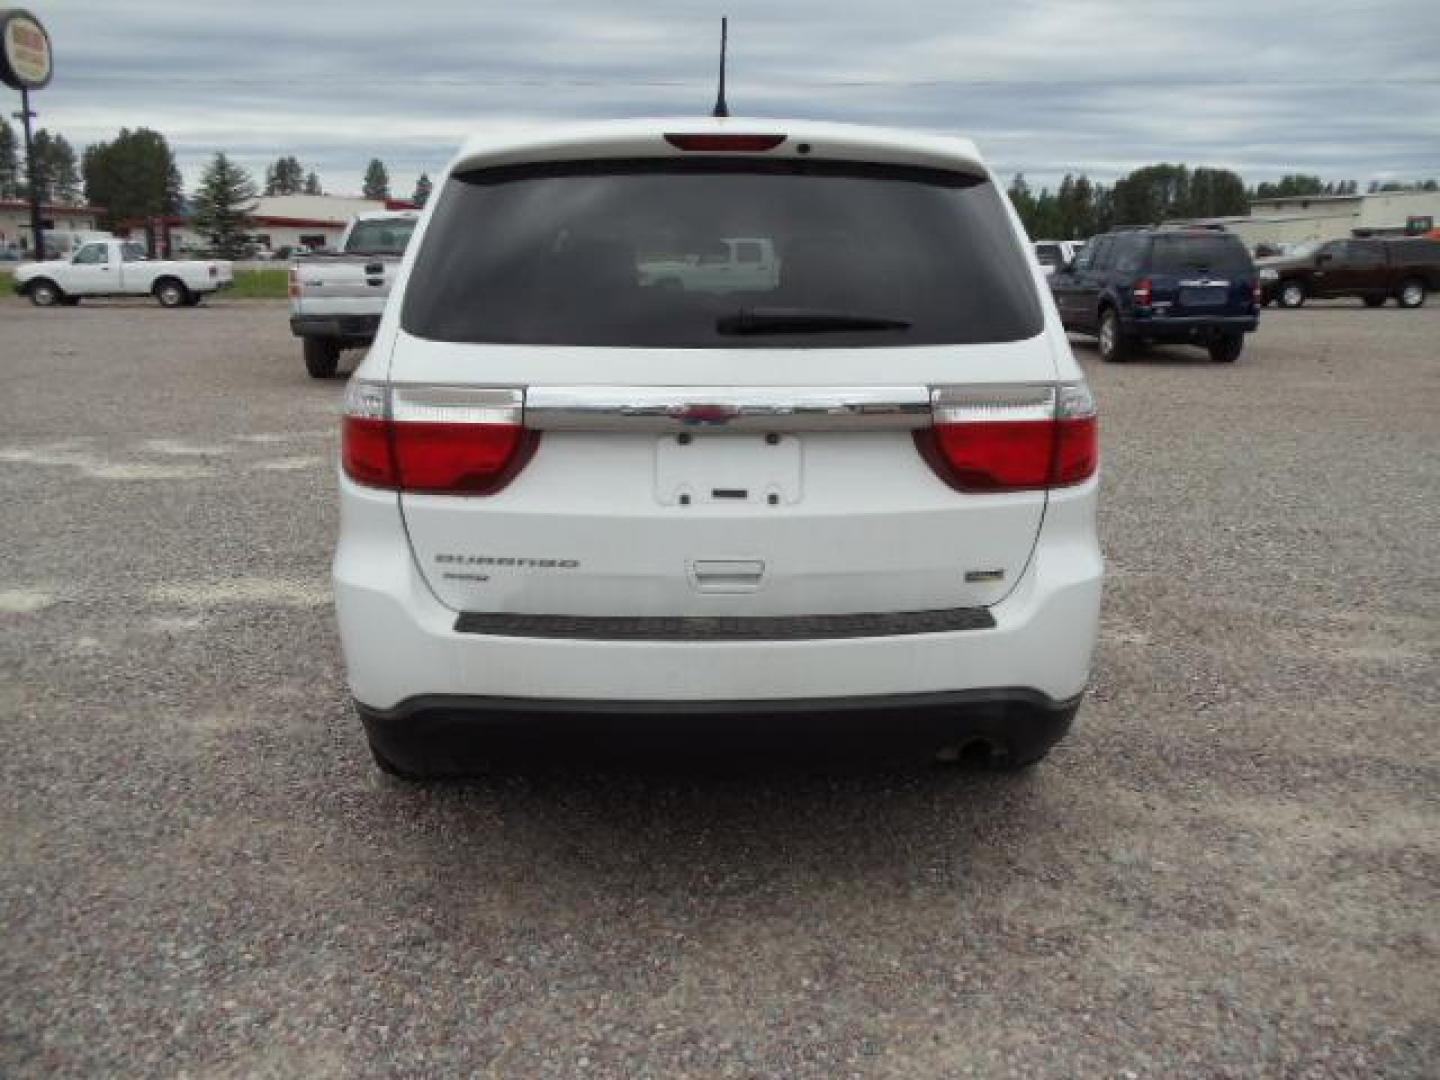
{"left": 1259, "top": 267, "right": 1278, "bottom": 281}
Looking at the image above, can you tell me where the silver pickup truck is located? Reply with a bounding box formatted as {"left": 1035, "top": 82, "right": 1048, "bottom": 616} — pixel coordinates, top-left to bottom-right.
{"left": 289, "top": 210, "right": 419, "bottom": 378}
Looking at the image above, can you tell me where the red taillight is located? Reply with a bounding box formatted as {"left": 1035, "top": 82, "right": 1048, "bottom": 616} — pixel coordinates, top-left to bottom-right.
{"left": 916, "top": 383, "right": 1098, "bottom": 492}
{"left": 342, "top": 383, "right": 536, "bottom": 495}
{"left": 209, "top": 264, "right": 218, "bottom": 279}
{"left": 1132, "top": 278, "right": 1153, "bottom": 306}
{"left": 288, "top": 267, "right": 300, "bottom": 299}
{"left": 1252, "top": 280, "right": 1263, "bottom": 304}
{"left": 663, "top": 132, "right": 786, "bottom": 152}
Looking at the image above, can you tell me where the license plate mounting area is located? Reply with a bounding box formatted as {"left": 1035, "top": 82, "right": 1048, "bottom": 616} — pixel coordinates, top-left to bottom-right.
{"left": 654, "top": 433, "right": 802, "bottom": 507}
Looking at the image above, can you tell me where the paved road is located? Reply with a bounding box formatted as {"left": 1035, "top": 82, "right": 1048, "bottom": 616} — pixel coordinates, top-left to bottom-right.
{"left": 2, "top": 297, "right": 1436, "bottom": 1077}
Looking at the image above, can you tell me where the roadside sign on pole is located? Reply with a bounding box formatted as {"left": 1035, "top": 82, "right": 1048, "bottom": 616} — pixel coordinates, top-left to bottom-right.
{"left": 1, "top": 9, "right": 51, "bottom": 90}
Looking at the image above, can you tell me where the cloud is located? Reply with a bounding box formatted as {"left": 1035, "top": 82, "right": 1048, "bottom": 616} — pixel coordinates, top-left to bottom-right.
{"left": 17, "top": 0, "right": 1440, "bottom": 196}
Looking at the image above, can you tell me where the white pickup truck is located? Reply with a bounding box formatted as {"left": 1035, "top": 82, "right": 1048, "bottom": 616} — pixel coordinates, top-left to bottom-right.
{"left": 638, "top": 236, "right": 780, "bottom": 294}
{"left": 289, "top": 210, "right": 420, "bottom": 378}
{"left": 13, "top": 239, "right": 234, "bottom": 307}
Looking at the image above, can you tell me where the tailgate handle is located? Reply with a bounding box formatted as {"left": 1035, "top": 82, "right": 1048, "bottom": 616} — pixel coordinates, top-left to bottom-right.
{"left": 690, "top": 560, "right": 765, "bottom": 594}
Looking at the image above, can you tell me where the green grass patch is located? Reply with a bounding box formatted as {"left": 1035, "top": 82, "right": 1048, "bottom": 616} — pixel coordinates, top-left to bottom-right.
{"left": 229, "top": 267, "right": 290, "bottom": 299}
{"left": 0, "top": 269, "right": 12, "bottom": 293}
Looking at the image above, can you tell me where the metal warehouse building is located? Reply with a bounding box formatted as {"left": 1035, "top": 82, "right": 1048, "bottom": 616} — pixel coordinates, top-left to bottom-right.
{"left": 1173, "top": 189, "right": 1440, "bottom": 251}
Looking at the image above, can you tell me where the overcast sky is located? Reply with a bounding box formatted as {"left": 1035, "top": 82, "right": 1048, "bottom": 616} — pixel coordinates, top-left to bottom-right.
{"left": 15, "top": 0, "right": 1440, "bottom": 199}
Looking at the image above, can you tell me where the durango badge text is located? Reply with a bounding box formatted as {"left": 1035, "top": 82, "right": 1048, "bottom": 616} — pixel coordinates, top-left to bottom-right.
{"left": 435, "top": 554, "right": 581, "bottom": 569}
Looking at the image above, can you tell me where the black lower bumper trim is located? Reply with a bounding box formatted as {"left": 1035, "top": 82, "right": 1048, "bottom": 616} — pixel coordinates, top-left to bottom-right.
{"left": 454, "top": 606, "right": 995, "bottom": 641}
{"left": 357, "top": 689, "right": 1081, "bottom": 775}
{"left": 289, "top": 313, "right": 381, "bottom": 340}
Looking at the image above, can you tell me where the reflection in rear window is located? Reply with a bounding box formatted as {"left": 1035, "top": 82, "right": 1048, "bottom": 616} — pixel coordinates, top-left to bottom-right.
{"left": 1149, "top": 235, "right": 1253, "bottom": 275}
{"left": 402, "top": 160, "right": 1043, "bottom": 348}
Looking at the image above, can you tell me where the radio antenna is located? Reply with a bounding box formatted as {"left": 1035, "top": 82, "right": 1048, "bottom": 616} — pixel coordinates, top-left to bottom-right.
{"left": 711, "top": 17, "right": 730, "bottom": 118}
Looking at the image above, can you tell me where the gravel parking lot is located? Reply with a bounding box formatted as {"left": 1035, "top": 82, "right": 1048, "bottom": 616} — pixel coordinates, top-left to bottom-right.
{"left": 2, "top": 297, "right": 1436, "bottom": 1077}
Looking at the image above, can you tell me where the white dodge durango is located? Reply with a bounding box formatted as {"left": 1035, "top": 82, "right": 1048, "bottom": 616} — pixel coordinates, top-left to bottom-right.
{"left": 333, "top": 118, "right": 1102, "bottom": 777}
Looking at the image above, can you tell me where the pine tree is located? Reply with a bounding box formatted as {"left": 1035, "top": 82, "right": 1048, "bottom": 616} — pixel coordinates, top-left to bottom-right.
{"left": 264, "top": 155, "right": 304, "bottom": 196}
{"left": 303, "top": 170, "right": 322, "bottom": 195}
{"left": 362, "top": 158, "right": 390, "bottom": 201}
{"left": 32, "top": 131, "right": 81, "bottom": 204}
{"left": 411, "top": 172, "right": 432, "bottom": 207}
{"left": 82, "top": 128, "right": 183, "bottom": 228}
{"left": 191, "top": 152, "right": 258, "bottom": 258}
{"left": 0, "top": 119, "right": 19, "bottom": 199}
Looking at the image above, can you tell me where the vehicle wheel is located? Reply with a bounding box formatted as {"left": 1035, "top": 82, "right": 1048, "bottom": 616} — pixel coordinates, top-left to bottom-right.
{"left": 28, "top": 280, "right": 61, "bottom": 307}
{"left": 1278, "top": 281, "right": 1305, "bottom": 308}
{"left": 1362, "top": 295, "right": 1386, "bottom": 308}
{"left": 1397, "top": 278, "right": 1426, "bottom": 309}
{"left": 154, "top": 278, "right": 189, "bottom": 308}
{"left": 1208, "top": 334, "right": 1244, "bottom": 363}
{"left": 1097, "top": 308, "right": 1130, "bottom": 362}
{"left": 304, "top": 337, "right": 342, "bottom": 379}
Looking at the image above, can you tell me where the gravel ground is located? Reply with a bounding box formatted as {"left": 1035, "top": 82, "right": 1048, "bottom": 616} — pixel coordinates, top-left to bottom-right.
{"left": 1, "top": 296, "right": 1436, "bottom": 1078}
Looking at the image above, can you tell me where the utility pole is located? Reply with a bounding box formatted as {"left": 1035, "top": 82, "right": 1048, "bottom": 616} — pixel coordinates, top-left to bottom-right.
{"left": 12, "top": 85, "right": 42, "bottom": 259}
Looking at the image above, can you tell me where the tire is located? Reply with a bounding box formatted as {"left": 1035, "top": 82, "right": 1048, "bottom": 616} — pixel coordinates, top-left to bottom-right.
{"left": 28, "top": 279, "right": 62, "bottom": 307}
{"left": 304, "top": 337, "right": 342, "bottom": 379}
{"left": 1362, "top": 295, "right": 1386, "bottom": 308}
{"left": 1278, "top": 280, "right": 1305, "bottom": 308}
{"left": 1096, "top": 308, "right": 1130, "bottom": 363}
{"left": 154, "top": 278, "right": 189, "bottom": 308}
{"left": 1397, "top": 278, "right": 1426, "bottom": 309}
{"left": 1208, "top": 334, "right": 1244, "bottom": 363}
{"left": 369, "top": 741, "right": 421, "bottom": 781}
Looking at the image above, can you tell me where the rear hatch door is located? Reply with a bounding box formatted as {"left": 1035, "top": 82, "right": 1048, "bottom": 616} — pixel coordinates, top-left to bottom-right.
{"left": 1147, "top": 233, "right": 1255, "bottom": 317}
{"left": 389, "top": 153, "right": 1059, "bottom": 619}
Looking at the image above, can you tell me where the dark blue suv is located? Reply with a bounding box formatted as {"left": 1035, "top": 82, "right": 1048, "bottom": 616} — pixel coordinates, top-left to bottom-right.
{"left": 1049, "top": 228, "right": 1260, "bottom": 362}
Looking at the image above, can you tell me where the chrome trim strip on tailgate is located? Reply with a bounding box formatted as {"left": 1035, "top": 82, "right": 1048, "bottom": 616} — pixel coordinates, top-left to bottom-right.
{"left": 524, "top": 385, "right": 932, "bottom": 432}
{"left": 455, "top": 606, "right": 996, "bottom": 641}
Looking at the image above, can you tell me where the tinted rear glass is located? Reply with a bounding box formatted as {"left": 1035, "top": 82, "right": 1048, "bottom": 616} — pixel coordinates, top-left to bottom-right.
{"left": 402, "top": 160, "right": 1042, "bottom": 348}
{"left": 1034, "top": 243, "right": 1062, "bottom": 265}
{"left": 344, "top": 218, "right": 415, "bottom": 255}
{"left": 1148, "top": 234, "right": 1253, "bottom": 275}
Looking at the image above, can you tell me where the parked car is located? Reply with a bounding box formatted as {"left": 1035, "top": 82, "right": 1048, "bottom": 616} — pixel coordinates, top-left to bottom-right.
{"left": 333, "top": 118, "right": 1103, "bottom": 778}
{"left": 288, "top": 210, "right": 420, "bottom": 378}
{"left": 638, "top": 237, "right": 781, "bottom": 292}
{"left": 1049, "top": 227, "right": 1260, "bottom": 362}
{"left": 1258, "top": 237, "right": 1440, "bottom": 308}
{"left": 1032, "top": 240, "right": 1085, "bottom": 277}
{"left": 11, "top": 240, "right": 233, "bottom": 307}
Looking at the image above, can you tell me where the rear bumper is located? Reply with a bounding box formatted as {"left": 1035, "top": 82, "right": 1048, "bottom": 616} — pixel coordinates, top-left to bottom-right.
{"left": 1125, "top": 313, "right": 1258, "bottom": 340}
{"left": 332, "top": 477, "right": 1103, "bottom": 710}
{"left": 359, "top": 688, "right": 1080, "bottom": 770}
{"left": 290, "top": 313, "right": 381, "bottom": 341}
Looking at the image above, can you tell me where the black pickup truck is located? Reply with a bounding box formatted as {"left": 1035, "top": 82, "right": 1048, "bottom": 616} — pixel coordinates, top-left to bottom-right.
{"left": 1259, "top": 238, "right": 1440, "bottom": 309}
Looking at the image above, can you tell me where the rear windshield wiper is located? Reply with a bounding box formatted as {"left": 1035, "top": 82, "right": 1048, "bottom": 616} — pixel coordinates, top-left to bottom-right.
{"left": 716, "top": 307, "right": 912, "bottom": 335}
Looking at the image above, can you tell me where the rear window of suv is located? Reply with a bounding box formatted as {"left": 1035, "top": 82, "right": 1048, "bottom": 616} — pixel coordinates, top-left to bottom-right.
{"left": 344, "top": 218, "right": 416, "bottom": 256}
{"left": 402, "top": 159, "right": 1043, "bottom": 348}
{"left": 1147, "top": 234, "right": 1253, "bottom": 276}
